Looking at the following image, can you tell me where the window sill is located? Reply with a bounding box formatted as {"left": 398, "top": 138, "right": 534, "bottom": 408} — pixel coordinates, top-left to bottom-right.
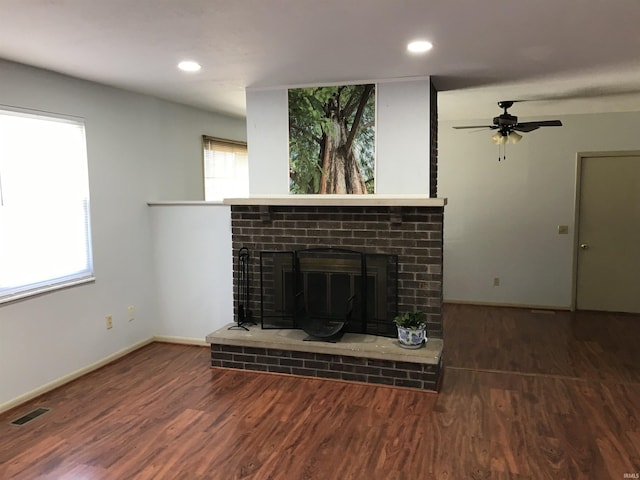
{"left": 0, "top": 276, "right": 96, "bottom": 306}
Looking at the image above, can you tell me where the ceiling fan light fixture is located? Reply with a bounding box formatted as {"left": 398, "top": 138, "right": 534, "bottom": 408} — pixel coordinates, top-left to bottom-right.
{"left": 491, "top": 130, "right": 523, "bottom": 145}
{"left": 509, "top": 131, "right": 523, "bottom": 144}
{"left": 491, "top": 131, "right": 507, "bottom": 145}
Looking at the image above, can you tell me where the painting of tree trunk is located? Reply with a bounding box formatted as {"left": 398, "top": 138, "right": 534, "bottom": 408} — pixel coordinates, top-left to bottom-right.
{"left": 289, "top": 84, "right": 375, "bottom": 194}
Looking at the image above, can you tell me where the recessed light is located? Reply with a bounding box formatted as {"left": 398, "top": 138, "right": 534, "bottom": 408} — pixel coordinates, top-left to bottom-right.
{"left": 178, "top": 61, "right": 201, "bottom": 72}
{"left": 407, "top": 40, "right": 433, "bottom": 54}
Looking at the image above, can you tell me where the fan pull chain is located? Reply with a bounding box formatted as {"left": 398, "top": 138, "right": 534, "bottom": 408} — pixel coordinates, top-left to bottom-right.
{"left": 498, "top": 144, "right": 507, "bottom": 162}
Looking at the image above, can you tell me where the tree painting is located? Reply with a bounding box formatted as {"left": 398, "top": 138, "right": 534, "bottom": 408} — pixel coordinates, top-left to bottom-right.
{"left": 289, "top": 84, "right": 375, "bottom": 194}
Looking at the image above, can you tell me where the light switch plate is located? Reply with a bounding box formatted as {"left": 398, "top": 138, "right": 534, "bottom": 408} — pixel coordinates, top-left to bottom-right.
{"left": 558, "top": 225, "right": 569, "bottom": 234}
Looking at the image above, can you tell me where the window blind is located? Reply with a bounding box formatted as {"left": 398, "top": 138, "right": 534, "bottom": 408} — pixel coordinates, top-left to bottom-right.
{"left": 203, "top": 135, "right": 249, "bottom": 201}
{"left": 0, "top": 108, "right": 93, "bottom": 302}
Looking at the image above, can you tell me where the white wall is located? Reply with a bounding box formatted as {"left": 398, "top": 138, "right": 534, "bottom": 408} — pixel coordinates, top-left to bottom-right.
{"left": 246, "top": 89, "right": 289, "bottom": 194}
{"left": 149, "top": 204, "right": 233, "bottom": 341}
{"left": 0, "top": 59, "right": 245, "bottom": 410}
{"left": 439, "top": 111, "right": 640, "bottom": 308}
{"left": 376, "top": 80, "right": 430, "bottom": 194}
{"left": 246, "top": 79, "right": 432, "bottom": 195}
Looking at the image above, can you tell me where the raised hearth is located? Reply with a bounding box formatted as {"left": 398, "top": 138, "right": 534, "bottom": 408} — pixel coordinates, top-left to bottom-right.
{"left": 207, "top": 324, "right": 443, "bottom": 391}
{"left": 215, "top": 194, "right": 446, "bottom": 390}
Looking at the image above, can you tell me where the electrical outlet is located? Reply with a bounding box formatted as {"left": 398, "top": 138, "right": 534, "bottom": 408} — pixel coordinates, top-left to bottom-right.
{"left": 128, "top": 305, "right": 135, "bottom": 322}
{"left": 105, "top": 315, "right": 113, "bottom": 329}
{"left": 493, "top": 277, "right": 500, "bottom": 287}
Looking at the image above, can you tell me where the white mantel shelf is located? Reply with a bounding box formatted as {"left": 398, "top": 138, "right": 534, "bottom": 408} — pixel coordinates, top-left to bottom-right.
{"left": 223, "top": 194, "right": 446, "bottom": 207}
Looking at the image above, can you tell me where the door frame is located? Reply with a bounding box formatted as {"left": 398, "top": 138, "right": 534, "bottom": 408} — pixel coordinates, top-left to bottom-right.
{"left": 571, "top": 150, "right": 640, "bottom": 311}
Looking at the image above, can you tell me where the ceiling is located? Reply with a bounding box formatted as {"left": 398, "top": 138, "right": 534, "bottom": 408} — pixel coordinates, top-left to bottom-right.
{"left": 2, "top": 0, "right": 640, "bottom": 122}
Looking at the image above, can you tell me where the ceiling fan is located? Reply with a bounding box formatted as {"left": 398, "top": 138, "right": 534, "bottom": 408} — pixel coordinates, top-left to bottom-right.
{"left": 453, "top": 100, "right": 562, "bottom": 145}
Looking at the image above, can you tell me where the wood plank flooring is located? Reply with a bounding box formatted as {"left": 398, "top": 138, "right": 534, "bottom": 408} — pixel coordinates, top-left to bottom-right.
{"left": 444, "top": 304, "right": 640, "bottom": 383}
{"left": 1, "top": 304, "right": 639, "bottom": 479}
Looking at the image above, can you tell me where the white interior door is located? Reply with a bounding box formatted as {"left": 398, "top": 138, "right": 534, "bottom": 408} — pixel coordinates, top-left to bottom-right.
{"left": 575, "top": 152, "right": 640, "bottom": 313}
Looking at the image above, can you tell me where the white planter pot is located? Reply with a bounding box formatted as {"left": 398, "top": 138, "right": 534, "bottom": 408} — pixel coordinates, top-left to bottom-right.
{"left": 396, "top": 324, "right": 427, "bottom": 349}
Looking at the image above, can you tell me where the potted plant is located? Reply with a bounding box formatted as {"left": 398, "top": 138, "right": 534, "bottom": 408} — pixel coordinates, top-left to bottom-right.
{"left": 393, "top": 311, "right": 427, "bottom": 349}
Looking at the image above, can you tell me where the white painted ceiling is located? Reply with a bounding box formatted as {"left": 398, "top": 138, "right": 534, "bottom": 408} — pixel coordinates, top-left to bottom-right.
{"left": 2, "top": 0, "right": 640, "bottom": 122}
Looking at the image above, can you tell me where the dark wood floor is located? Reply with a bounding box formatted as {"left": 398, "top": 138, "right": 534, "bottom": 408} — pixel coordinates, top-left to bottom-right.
{"left": 1, "top": 304, "right": 639, "bottom": 479}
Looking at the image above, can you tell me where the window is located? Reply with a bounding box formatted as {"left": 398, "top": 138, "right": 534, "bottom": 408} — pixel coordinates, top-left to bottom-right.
{"left": 203, "top": 136, "right": 248, "bottom": 201}
{"left": 0, "top": 107, "right": 93, "bottom": 303}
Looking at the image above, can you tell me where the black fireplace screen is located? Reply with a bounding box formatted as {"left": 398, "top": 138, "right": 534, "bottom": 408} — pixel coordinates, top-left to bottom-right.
{"left": 260, "top": 248, "right": 398, "bottom": 337}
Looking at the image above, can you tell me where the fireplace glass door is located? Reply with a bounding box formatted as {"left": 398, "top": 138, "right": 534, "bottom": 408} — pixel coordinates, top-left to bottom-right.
{"left": 260, "top": 248, "right": 398, "bottom": 337}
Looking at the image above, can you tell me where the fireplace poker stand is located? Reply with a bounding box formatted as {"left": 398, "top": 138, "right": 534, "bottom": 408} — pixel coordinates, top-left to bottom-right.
{"left": 229, "top": 247, "right": 255, "bottom": 331}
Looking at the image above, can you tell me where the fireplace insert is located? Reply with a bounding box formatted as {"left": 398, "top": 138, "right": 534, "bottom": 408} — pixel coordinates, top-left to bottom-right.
{"left": 260, "top": 247, "right": 398, "bottom": 339}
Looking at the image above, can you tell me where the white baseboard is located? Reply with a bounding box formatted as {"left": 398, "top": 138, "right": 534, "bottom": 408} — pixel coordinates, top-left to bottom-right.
{"left": 152, "top": 335, "right": 208, "bottom": 346}
{"left": 0, "top": 337, "right": 154, "bottom": 415}
{"left": 443, "top": 299, "right": 571, "bottom": 311}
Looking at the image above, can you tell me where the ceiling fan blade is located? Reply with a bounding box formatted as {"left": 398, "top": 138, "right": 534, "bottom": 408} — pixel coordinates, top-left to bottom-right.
{"left": 513, "top": 120, "right": 562, "bottom": 133}
{"left": 529, "top": 120, "right": 562, "bottom": 127}
{"left": 513, "top": 124, "right": 540, "bottom": 133}
{"left": 514, "top": 120, "right": 562, "bottom": 132}
{"left": 452, "top": 125, "right": 494, "bottom": 129}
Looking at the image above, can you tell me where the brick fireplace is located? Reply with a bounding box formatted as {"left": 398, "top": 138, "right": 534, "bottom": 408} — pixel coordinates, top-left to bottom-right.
{"left": 207, "top": 195, "right": 446, "bottom": 391}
